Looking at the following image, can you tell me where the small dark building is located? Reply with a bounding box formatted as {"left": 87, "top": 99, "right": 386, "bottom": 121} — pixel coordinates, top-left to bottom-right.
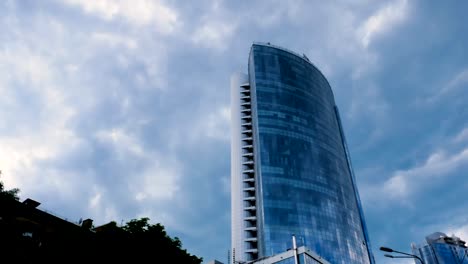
{"left": 0, "top": 197, "right": 95, "bottom": 263}
{"left": 1, "top": 196, "right": 203, "bottom": 264}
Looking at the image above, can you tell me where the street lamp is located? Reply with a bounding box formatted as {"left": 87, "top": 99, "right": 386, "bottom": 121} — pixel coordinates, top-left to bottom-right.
{"left": 385, "top": 254, "right": 420, "bottom": 260}
{"left": 380, "top": 246, "right": 425, "bottom": 264}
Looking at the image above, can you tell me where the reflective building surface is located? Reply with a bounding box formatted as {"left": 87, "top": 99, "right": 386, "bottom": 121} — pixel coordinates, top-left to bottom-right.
{"left": 411, "top": 232, "right": 468, "bottom": 264}
{"left": 231, "top": 43, "right": 374, "bottom": 264}
{"left": 253, "top": 245, "right": 331, "bottom": 264}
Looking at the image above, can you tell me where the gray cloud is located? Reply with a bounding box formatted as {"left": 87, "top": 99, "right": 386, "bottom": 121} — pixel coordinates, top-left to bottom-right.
{"left": 1, "top": 1, "right": 468, "bottom": 263}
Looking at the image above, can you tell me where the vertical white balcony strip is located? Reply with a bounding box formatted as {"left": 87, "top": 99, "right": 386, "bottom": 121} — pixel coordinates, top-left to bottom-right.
{"left": 231, "top": 73, "right": 249, "bottom": 264}
{"left": 240, "top": 82, "right": 258, "bottom": 262}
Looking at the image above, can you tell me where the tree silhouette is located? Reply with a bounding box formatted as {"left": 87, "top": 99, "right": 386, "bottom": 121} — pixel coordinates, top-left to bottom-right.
{"left": 0, "top": 171, "right": 20, "bottom": 201}
{"left": 0, "top": 176, "right": 202, "bottom": 263}
{"left": 93, "top": 217, "right": 203, "bottom": 263}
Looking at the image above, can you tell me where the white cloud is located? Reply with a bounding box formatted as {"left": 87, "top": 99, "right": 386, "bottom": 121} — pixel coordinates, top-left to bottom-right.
{"left": 0, "top": 9, "right": 175, "bottom": 224}
{"left": 135, "top": 163, "right": 180, "bottom": 201}
{"left": 189, "top": 0, "right": 237, "bottom": 50}
{"left": 382, "top": 174, "right": 408, "bottom": 198}
{"left": 454, "top": 128, "right": 468, "bottom": 143}
{"left": 2, "top": 1, "right": 455, "bottom": 262}
{"left": 89, "top": 190, "right": 102, "bottom": 209}
{"left": 344, "top": 81, "right": 389, "bottom": 151}
{"left": 191, "top": 21, "right": 236, "bottom": 50}
{"left": 249, "top": 0, "right": 302, "bottom": 28}
{"left": 198, "top": 106, "right": 231, "bottom": 141}
{"left": 348, "top": 83, "right": 389, "bottom": 120}
{"left": 359, "top": 0, "right": 409, "bottom": 48}
{"left": 446, "top": 224, "right": 468, "bottom": 242}
{"left": 165, "top": 105, "right": 231, "bottom": 151}
{"left": 91, "top": 32, "right": 138, "bottom": 50}
{"left": 95, "top": 128, "right": 181, "bottom": 201}
{"left": 0, "top": 44, "right": 80, "bottom": 195}
{"left": 426, "top": 68, "right": 468, "bottom": 103}
{"left": 382, "top": 148, "right": 468, "bottom": 199}
{"left": 87, "top": 194, "right": 119, "bottom": 223}
{"left": 62, "top": 0, "right": 178, "bottom": 33}
{"left": 445, "top": 68, "right": 468, "bottom": 94}
{"left": 95, "top": 128, "right": 145, "bottom": 157}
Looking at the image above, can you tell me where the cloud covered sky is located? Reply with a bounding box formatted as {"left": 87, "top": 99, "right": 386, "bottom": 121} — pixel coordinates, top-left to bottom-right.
{"left": 1, "top": 0, "right": 467, "bottom": 263}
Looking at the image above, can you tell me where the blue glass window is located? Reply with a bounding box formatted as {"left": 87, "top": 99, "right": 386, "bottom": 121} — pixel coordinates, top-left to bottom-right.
{"left": 249, "top": 44, "right": 371, "bottom": 264}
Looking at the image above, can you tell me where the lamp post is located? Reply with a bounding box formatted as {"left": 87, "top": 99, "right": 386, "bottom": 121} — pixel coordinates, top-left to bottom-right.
{"left": 380, "top": 246, "right": 425, "bottom": 264}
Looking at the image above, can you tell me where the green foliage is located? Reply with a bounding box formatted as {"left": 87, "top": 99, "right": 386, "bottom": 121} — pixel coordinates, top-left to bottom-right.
{"left": 122, "top": 217, "right": 153, "bottom": 233}
{"left": 0, "top": 173, "right": 200, "bottom": 263}
{"left": 94, "top": 217, "right": 203, "bottom": 264}
{"left": 0, "top": 175, "right": 20, "bottom": 201}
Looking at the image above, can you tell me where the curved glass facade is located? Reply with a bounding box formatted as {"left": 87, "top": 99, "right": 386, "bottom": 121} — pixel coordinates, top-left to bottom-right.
{"left": 246, "top": 44, "right": 373, "bottom": 264}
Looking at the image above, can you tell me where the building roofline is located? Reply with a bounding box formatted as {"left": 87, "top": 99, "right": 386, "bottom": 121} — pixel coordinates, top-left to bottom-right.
{"left": 250, "top": 42, "right": 336, "bottom": 102}
{"left": 252, "top": 42, "right": 315, "bottom": 67}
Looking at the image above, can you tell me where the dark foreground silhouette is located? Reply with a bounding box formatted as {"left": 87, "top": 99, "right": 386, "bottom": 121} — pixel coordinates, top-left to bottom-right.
{"left": 0, "top": 180, "right": 202, "bottom": 264}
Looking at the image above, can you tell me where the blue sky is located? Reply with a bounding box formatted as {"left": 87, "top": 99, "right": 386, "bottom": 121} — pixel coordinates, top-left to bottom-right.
{"left": 0, "top": 0, "right": 467, "bottom": 263}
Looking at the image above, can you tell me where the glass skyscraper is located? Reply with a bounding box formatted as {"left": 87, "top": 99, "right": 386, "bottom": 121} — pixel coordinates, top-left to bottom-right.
{"left": 231, "top": 43, "right": 374, "bottom": 264}
{"left": 411, "top": 232, "right": 468, "bottom": 264}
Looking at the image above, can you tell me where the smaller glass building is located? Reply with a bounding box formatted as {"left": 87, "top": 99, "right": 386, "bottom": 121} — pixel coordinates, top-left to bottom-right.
{"left": 411, "top": 232, "right": 468, "bottom": 264}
